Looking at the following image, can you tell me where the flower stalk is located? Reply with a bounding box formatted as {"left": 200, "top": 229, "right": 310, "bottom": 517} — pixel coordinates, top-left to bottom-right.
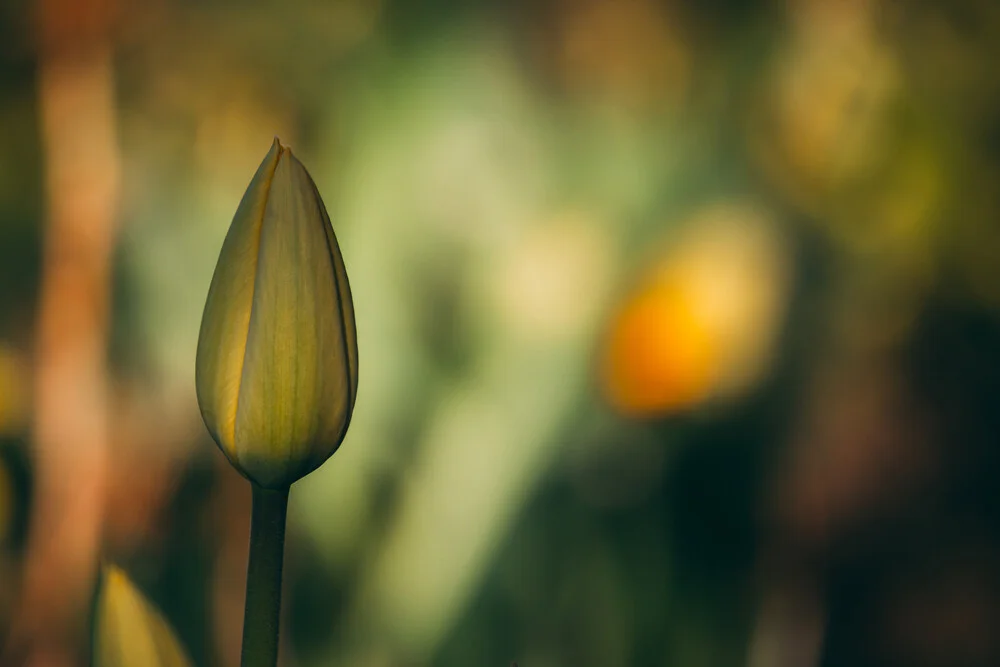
{"left": 241, "top": 485, "right": 289, "bottom": 667}
{"left": 196, "top": 138, "right": 358, "bottom": 667}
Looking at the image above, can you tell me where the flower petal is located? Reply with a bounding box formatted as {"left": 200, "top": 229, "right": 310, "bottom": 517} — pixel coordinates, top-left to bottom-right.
{"left": 196, "top": 138, "right": 281, "bottom": 463}
{"left": 233, "top": 148, "right": 353, "bottom": 487}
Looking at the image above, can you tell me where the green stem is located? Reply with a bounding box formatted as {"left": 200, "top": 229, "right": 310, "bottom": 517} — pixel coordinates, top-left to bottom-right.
{"left": 241, "top": 484, "right": 289, "bottom": 667}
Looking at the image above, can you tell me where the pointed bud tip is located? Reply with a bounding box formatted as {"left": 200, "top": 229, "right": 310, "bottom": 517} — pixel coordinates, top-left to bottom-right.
{"left": 272, "top": 136, "right": 295, "bottom": 159}
{"left": 102, "top": 562, "right": 122, "bottom": 584}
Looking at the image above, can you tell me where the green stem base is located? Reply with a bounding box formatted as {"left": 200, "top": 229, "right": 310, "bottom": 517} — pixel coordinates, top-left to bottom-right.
{"left": 241, "top": 484, "right": 289, "bottom": 667}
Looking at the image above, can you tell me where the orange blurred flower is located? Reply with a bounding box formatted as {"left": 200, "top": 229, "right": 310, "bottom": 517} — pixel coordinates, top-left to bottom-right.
{"left": 604, "top": 278, "right": 717, "bottom": 415}
{"left": 602, "top": 204, "right": 790, "bottom": 417}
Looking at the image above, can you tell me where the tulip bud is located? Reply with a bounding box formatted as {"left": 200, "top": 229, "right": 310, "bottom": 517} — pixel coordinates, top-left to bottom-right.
{"left": 196, "top": 138, "right": 358, "bottom": 489}
{"left": 94, "top": 565, "right": 193, "bottom": 667}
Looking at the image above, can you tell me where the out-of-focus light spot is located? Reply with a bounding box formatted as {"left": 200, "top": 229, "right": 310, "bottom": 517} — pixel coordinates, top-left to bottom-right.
{"left": 554, "top": 0, "right": 689, "bottom": 108}
{"left": 604, "top": 280, "right": 716, "bottom": 414}
{"left": 603, "top": 204, "right": 791, "bottom": 416}
{"left": 752, "top": 0, "right": 900, "bottom": 211}
{"left": 0, "top": 344, "right": 29, "bottom": 435}
{"left": 493, "top": 214, "right": 614, "bottom": 343}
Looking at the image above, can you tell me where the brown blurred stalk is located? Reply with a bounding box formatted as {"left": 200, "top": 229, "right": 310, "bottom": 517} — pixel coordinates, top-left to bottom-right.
{"left": 6, "top": 0, "right": 121, "bottom": 664}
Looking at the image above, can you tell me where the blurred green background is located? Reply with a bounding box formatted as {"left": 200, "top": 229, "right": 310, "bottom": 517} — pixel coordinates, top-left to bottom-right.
{"left": 3, "top": 0, "right": 1000, "bottom": 666}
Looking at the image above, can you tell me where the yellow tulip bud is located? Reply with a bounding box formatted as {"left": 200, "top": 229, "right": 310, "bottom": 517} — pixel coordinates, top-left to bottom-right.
{"left": 196, "top": 138, "right": 358, "bottom": 489}
{"left": 94, "top": 565, "right": 193, "bottom": 667}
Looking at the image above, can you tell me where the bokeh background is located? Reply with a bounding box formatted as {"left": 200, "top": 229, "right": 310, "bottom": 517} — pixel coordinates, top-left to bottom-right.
{"left": 3, "top": 0, "right": 1000, "bottom": 665}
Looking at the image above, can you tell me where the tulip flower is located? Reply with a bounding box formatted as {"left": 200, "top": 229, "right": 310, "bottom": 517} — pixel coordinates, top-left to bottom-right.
{"left": 94, "top": 565, "right": 193, "bottom": 667}
{"left": 196, "top": 137, "right": 358, "bottom": 490}
{"left": 195, "top": 138, "right": 357, "bottom": 667}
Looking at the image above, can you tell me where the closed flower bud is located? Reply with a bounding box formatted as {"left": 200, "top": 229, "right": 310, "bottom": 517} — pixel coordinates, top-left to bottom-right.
{"left": 196, "top": 138, "right": 358, "bottom": 489}
{"left": 95, "top": 565, "right": 193, "bottom": 667}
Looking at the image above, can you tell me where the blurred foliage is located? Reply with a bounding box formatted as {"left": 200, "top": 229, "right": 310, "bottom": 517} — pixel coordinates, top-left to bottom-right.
{"left": 2, "top": 0, "right": 1000, "bottom": 666}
